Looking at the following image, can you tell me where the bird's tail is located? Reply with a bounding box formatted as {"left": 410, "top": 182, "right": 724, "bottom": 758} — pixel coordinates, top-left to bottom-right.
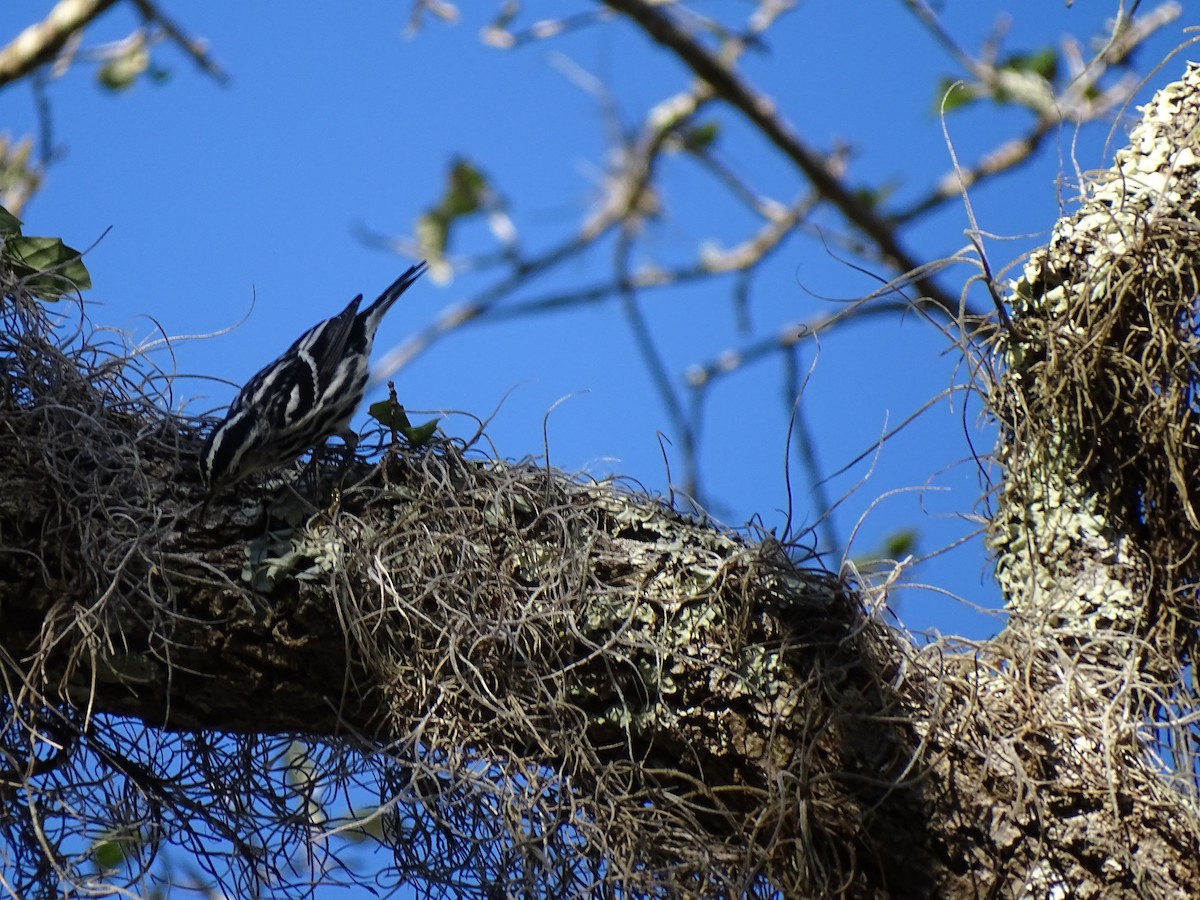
{"left": 359, "top": 261, "right": 429, "bottom": 330}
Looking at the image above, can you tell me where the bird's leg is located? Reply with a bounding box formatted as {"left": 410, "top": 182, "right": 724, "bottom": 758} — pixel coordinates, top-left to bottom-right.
{"left": 337, "top": 430, "right": 359, "bottom": 469}
{"left": 317, "top": 432, "right": 360, "bottom": 509}
{"left": 301, "top": 434, "right": 358, "bottom": 498}
{"left": 300, "top": 442, "right": 325, "bottom": 490}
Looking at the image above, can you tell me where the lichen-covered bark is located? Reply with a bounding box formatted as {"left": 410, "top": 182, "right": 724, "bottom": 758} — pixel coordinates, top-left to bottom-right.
{"left": 976, "top": 63, "right": 1200, "bottom": 898}
{"left": 0, "top": 325, "right": 936, "bottom": 895}
{"left": 989, "top": 68, "right": 1200, "bottom": 636}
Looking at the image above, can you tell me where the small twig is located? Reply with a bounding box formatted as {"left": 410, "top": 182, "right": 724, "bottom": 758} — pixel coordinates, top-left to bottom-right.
{"left": 130, "top": 0, "right": 229, "bottom": 84}
{"left": 894, "top": 119, "right": 1058, "bottom": 225}
{"left": 615, "top": 227, "right": 699, "bottom": 497}
{"left": 482, "top": 8, "right": 615, "bottom": 50}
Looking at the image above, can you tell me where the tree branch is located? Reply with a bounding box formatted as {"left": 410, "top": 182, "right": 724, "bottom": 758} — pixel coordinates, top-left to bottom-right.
{"left": 601, "top": 0, "right": 964, "bottom": 321}
{"left": 0, "top": 0, "right": 120, "bottom": 89}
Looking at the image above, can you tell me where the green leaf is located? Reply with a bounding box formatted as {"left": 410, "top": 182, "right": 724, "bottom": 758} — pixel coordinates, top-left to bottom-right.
{"left": 7, "top": 236, "right": 83, "bottom": 273}
{"left": 339, "top": 806, "right": 388, "bottom": 842}
{"left": 935, "top": 77, "right": 976, "bottom": 114}
{"left": 96, "top": 37, "right": 150, "bottom": 92}
{"left": 442, "top": 159, "right": 487, "bottom": 218}
{"left": 882, "top": 529, "right": 918, "bottom": 559}
{"left": 242, "top": 529, "right": 299, "bottom": 592}
{"left": 368, "top": 399, "right": 413, "bottom": 431}
{"left": 681, "top": 121, "right": 720, "bottom": 153}
{"left": 0, "top": 205, "right": 23, "bottom": 236}
{"left": 852, "top": 179, "right": 899, "bottom": 212}
{"left": 415, "top": 211, "right": 449, "bottom": 259}
{"left": 92, "top": 839, "right": 127, "bottom": 871}
{"left": 848, "top": 528, "right": 920, "bottom": 572}
{"left": 368, "top": 399, "right": 438, "bottom": 447}
{"left": 6, "top": 235, "right": 92, "bottom": 296}
{"left": 97, "top": 38, "right": 150, "bottom": 91}
{"left": 415, "top": 157, "right": 502, "bottom": 262}
{"left": 400, "top": 418, "right": 439, "bottom": 447}
{"left": 1000, "top": 48, "right": 1058, "bottom": 83}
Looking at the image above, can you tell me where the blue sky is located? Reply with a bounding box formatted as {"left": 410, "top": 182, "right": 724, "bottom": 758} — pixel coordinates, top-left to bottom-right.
{"left": 1, "top": 3, "right": 1187, "bottom": 647}
{"left": 1, "top": 1, "right": 1191, "bottom": 894}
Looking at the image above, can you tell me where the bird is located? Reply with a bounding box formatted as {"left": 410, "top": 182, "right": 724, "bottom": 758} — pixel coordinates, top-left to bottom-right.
{"left": 201, "top": 262, "right": 428, "bottom": 492}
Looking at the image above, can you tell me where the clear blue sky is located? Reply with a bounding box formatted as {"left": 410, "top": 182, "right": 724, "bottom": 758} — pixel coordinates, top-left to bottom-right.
{"left": 1, "top": 2, "right": 1187, "bottom": 640}
{"left": 0, "top": 2, "right": 1189, "bottom": 889}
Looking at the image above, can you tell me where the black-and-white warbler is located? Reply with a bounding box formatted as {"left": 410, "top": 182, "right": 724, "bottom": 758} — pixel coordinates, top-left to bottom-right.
{"left": 201, "top": 262, "right": 428, "bottom": 492}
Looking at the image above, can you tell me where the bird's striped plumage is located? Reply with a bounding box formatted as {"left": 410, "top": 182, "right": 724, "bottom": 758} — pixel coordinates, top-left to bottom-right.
{"left": 201, "top": 262, "right": 428, "bottom": 491}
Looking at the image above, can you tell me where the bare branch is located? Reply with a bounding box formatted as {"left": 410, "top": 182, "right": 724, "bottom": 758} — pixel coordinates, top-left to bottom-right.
{"left": 601, "top": 0, "right": 963, "bottom": 320}
{"left": 0, "top": 0, "right": 120, "bottom": 89}
{"left": 130, "top": 0, "right": 228, "bottom": 85}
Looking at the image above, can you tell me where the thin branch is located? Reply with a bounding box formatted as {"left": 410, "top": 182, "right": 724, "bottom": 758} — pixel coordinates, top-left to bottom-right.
{"left": 0, "top": 0, "right": 120, "bottom": 89}
{"left": 893, "top": 119, "right": 1058, "bottom": 225}
{"left": 685, "top": 299, "right": 912, "bottom": 390}
{"left": 130, "top": 0, "right": 228, "bottom": 84}
{"left": 615, "top": 228, "right": 699, "bottom": 499}
{"left": 482, "top": 8, "right": 615, "bottom": 50}
{"left": 782, "top": 344, "right": 839, "bottom": 553}
{"left": 894, "top": 1, "right": 1182, "bottom": 225}
{"left": 483, "top": 193, "right": 816, "bottom": 321}
{"left": 372, "top": 83, "right": 714, "bottom": 381}
{"left": 601, "top": 0, "right": 963, "bottom": 321}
